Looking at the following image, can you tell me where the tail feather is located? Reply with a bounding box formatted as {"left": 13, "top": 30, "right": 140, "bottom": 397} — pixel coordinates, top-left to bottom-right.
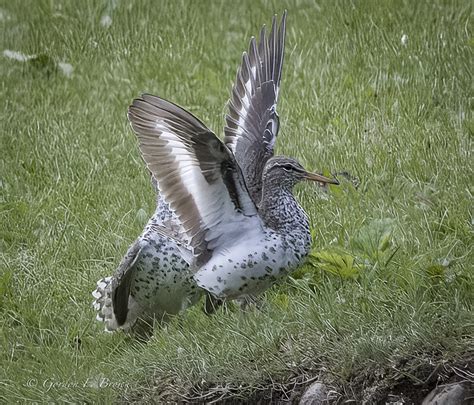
{"left": 92, "top": 276, "right": 117, "bottom": 332}
{"left": 92, "top": 276, "right": 141, "bottom": 332}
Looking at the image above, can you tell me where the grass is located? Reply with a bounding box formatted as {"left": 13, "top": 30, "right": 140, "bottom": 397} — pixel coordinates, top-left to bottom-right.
{"left": 1, "top": 0, "right": 472, "bottom": 402}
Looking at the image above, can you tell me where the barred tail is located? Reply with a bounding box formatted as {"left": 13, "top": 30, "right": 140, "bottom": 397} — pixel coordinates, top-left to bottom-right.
{"left": 92, "top": 276, "right": 141, "bottom": 332}
{"left": 92, "top": 277, "right": 119, "bottom": 332}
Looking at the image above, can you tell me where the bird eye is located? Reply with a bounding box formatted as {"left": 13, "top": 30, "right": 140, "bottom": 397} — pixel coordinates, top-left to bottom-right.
{"left": 282, "top": 164, "right": 304, "bottom": 173}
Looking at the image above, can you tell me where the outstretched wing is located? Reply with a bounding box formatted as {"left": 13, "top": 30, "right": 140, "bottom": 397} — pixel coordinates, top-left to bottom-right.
{"left": 128, "top": 94, "right": 258, "bottom": 266}
{"left": 224, "top": 11, "right": 287, "bottom": 205}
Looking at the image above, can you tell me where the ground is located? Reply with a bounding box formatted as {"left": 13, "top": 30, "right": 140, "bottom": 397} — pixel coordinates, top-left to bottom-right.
{"left": 1, "top": 0, "right": 472, "bottom": 403}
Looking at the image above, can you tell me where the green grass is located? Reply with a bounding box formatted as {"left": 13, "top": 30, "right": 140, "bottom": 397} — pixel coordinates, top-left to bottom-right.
{"left": 1, "top": 0, "right": 472, "bottom": 402}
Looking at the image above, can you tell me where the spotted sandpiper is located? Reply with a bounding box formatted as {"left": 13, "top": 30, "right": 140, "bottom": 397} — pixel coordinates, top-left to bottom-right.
{"left": 93, "top": 11, "right": 338, "bottom": 332}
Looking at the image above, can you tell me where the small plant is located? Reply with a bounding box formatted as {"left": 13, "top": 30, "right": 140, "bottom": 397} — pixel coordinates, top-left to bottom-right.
{"left": 350, "top": 218, "right": 398, "bottom": 267}
{"left": 308, "top": 249, "right": 361, "bottom": 279}
{"left": 305, "top": 218, "right": 398, "bottom": 281}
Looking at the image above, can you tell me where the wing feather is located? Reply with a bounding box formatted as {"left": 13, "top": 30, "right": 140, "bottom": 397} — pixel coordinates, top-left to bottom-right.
{"left": 224, "top": 12, "right": 287, "bottom": 205}
{"left": 128, "top": 94, "right": 258, "bottom": 266}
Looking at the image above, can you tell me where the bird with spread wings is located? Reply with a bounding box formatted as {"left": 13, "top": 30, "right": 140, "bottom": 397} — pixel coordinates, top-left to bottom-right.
{"left": 93, "top": 12, "right": 338, "bottom": 333}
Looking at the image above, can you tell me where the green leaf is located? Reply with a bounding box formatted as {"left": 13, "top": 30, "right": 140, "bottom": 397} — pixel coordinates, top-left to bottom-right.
{"left": 351, "top": 218, "right": 396, "bottom": 264}
{"left": 135, "top": 207, "right": 149, "bottom": 225}
{"left": 308, "top": 249, "right": 361, "bottom": 279}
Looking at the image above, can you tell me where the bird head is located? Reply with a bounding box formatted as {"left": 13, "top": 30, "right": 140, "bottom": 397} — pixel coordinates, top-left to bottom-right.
{"left": 263, "top": 156, "right": 339, "bottom": 189}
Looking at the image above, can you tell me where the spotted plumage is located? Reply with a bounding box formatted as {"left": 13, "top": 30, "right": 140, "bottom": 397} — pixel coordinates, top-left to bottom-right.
{"left": 92, "top": 11, "right": 338, "bottom": 332}
{"left": 93, "top": 196, "right": 201, "bottom": 332}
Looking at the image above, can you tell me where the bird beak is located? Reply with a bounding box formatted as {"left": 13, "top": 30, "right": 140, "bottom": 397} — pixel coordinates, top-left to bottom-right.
{"left": 303, "top": 171, "right": 340, "bottom": 185}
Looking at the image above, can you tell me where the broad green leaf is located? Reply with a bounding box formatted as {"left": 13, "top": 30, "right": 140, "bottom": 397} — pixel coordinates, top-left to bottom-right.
{"left": 308, "top": 249, "right": 361, "bottom": 279}
{"left": 351, "top": 218, "right": 396, "bottom": 264}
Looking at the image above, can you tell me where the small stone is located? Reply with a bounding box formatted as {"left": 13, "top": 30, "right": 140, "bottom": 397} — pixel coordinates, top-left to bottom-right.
{"left": 100, "top": 15, "right": 112, "bottom": 28}
{"left": 57, "top": 62, "right": 73, "bottom": 77}
{"left": 299, "top": 382, "right": 328, "bottom": 405}
{"left": 3, "top": 49, "right": 36, "bottom": 62}
{"left": 421, "top": 383, "right": 466, "bottom": 405}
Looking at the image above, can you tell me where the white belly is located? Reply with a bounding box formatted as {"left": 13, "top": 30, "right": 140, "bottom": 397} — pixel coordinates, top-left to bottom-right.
{"left": 194, "top": 230, "right": 306, "bottom": 299}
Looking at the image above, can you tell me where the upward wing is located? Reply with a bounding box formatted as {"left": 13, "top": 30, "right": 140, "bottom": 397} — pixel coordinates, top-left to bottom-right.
{"left": 224, "top": 11, "right": 287, "bottom": 205}
{"left": 128, "top": 94, "right": 258, "bottom": 266}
